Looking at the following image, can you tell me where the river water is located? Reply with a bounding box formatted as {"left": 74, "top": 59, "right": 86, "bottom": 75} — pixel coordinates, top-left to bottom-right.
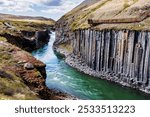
{"left": 32, "top": 32, "right": 150, "bottom": 100}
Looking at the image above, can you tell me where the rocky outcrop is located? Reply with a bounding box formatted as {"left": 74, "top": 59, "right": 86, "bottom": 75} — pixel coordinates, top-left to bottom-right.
{"left": 0, "top": 40, "right": 75, "bottom": 100}
{"left": 88, "top": 11, "right": 150, "bottom": 26}
{"left": 34, "top": 30, "right": 50, "bottom": 49}
{"left": 0, "top": 29, "right": 50, "bottom": 51}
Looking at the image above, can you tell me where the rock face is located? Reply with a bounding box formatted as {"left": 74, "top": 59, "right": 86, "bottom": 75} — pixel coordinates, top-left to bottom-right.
{"left": 0, "top": 29, "right": 50, "bottom": 51}
{"left": 73, "top": 29, "right": 150, "bottom": 91}
{"left": 35, "top": 30, "right": 50, "bottom": 49}
{"left": 55, "top": 0, "right": 150, "bottom": 94}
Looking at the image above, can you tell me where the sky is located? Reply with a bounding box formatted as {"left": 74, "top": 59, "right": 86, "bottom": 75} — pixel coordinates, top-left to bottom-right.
{"left": 0, "top": 0, "right": 84, "bottom": 20}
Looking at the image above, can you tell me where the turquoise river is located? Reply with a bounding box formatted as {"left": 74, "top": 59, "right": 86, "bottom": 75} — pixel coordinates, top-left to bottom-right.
{"left": 32, "top": 32, "right": 150, "bottom": 100}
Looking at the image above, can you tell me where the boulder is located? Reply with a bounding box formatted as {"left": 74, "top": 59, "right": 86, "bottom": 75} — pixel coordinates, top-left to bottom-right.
{"left": 24, "top": 63, "right": 34, "bottom": 70}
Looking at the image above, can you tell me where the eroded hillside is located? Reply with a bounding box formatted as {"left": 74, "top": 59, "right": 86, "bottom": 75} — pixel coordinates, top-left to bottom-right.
{"left": 57, "top": 0, "right": 150, "bottom": 30}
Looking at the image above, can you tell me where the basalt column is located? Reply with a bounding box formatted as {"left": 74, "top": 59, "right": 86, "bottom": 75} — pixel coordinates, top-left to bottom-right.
{"left": 73, "top": 29, "right": 150, "bottom": 90}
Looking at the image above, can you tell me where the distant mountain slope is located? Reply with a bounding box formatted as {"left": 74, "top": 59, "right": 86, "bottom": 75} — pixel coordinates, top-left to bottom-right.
{"left": 0, "top": 13, "right": 55, "bottom": 22}
{"left": 58, "top": 0, "right": 150, "bottom": 30}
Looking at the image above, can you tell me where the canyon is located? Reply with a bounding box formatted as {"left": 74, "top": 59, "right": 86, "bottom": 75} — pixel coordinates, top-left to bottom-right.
{"left": 0, "top": 14, "right": 74, "bottom": 100}
{"left": 1, "top": 0, "right": 150, "bottom": 99}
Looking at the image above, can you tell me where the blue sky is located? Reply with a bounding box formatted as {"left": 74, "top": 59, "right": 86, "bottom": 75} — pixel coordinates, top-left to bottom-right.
{"left": 0, "top": 0, "right": 84, "bottom": 20}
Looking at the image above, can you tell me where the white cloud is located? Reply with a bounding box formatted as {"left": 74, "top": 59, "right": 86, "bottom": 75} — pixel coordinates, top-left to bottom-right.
{"left": 0, "top": 0, "right": 61, "bottom": 12}
{"left": 0, "top": 0, "right": 84, "bottom": 19}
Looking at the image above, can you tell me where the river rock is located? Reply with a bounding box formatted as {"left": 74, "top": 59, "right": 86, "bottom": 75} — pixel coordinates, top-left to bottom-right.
{"left": 145, "top": 86, "right": 150, "bottom": 92}
{"left": 24, "top": 63, "right": 34, "bottom": 70}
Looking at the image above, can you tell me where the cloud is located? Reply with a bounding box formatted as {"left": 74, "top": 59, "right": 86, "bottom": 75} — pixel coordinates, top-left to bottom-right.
{"left": 41, "top": 0, "right": 82, "bottom": 14}
{"left": 43, "top": 0, "right": 61, "bottom": 6}
{"left": 0, "top": 0, "right": 65, "bottom": 12}
{"left": 0, "top": 1, "right": 3, "bottom": 5}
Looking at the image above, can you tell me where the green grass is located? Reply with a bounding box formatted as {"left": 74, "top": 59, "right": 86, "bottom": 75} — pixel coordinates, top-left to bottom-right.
{"left": 0, "top": 18, "right": 55, "bottom": 37}
{"left": 124, "top": 0, "right": 130, "bottom": 9}
{"left": 0, "top": 36, "right": 7, "bottom": 41}
{"left": 70, "top": 0, "right": 113, "bottom": 30}
{"left": 116, "top": 0, "right": 139, "bottom": 16}
{"left": 133, "top": 0, "right": 139, "bottom": 3}
{"left": 0, "top": 71, "right": 38, "bottom": 100}
{"left": 34, "top": 70, "right": 42, "bottom": 78}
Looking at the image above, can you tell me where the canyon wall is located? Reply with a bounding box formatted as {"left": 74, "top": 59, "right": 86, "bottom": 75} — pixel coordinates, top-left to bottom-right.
{"left": 55, "top": 0, "right": 150, "bottom": 94}
{"left": 73, "top": 29, "right": 150, "bottom": 92}
{"left": 55, "top": 28, "right": 150, "bottom": 93}
{"left": 0, "top": 30, "right": 50, "bottom": 51}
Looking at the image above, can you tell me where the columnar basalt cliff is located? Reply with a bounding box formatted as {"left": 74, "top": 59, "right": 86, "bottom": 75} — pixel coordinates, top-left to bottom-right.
{"left": 55, "top": 0, "right": 150, "bottom": 94}
{"left": 71, "top": 29, "right": 150, "bottom": 92}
